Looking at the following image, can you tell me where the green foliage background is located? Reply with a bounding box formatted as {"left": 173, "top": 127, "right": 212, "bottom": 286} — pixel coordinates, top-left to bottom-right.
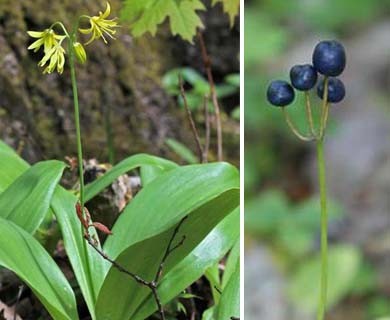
{"left": 245, "top": 0, "right": 390, "bottom": 319}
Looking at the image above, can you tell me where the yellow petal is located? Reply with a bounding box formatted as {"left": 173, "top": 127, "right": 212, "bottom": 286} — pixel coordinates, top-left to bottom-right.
{"left": 101, "top": 2, "right": 111, "bottom": 19}
{"left": 57, "top": 52, "right": 65, "bottom": 74}
{"left": 79, "top": 27, "right": 93, "bottom": 35}
{"left": 27, "top": 30, "right": 45, "bottom": 38}
{"left": 28, "top": 38, "right": 45, "bottom": 51}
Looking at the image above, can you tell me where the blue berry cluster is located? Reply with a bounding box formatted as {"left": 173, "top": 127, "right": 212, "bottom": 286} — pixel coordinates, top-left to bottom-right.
{"left": 267, "top": 40, "right": 346, "bottom": 107}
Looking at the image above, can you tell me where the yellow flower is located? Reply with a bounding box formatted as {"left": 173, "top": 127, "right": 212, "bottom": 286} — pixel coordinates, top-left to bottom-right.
{"left": 79, "top": 2, "right": 119, "bottom": 45}
{"left": 73, "top": 42, "right": 87, "bottom": 64}
{"left": 27, "top": 29, "right": 65, "bottom": 53}
{"left": 38, "top": 41, "right": 66, "bottom": 74}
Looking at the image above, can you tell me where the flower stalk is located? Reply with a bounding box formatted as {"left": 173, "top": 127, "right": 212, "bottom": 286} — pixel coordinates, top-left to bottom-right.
{"left": 68, "top": 33, "right": 85, "bottom": 209}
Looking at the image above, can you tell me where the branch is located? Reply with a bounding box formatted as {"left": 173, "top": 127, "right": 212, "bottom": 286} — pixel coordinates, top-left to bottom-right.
{"left": 197, "top": 31, "right": 223, "bottom": 161}
{"left": 178, "top": 75, "right": 204, "bottom": 163}
{"left": 203, "top": 95, "right": 210, "bottom": 163}
{"left": 154, "top": 216, "right": 187, "bottom": 284}
{"left": 76, "top": 203, "right": 187, "bottom": 320}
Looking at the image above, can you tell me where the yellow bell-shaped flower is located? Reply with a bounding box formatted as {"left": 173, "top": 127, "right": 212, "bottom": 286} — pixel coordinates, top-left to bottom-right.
{"left": 79, "top": 2, "right": 119, "bottom": 45}
{"left": 27, "top": 29, "right": 65, "bottom": 53}
{"left": 38, "top": 42, "right": 66, "bottom": 74}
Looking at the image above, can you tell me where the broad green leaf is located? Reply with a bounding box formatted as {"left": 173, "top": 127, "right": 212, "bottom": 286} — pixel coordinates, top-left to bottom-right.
{"left": 121, "top": 0, "right": 205, "bottom": 42}
{"left": 165, "top": 138, "right": 198, "bottom": 164}
{"left": 0, "top": 151, "right": 29, "bottom": 193}
{"left": 0, "top": 142, "right": 106, "bottom": 319}
{"left": 0, "top": 217, "right": 78, "bottom": 320}
{"left": 0, "top": 160, "right": 66, "bottom": 233}
{"left": 140, "top": 165, "right": 168, "bottom": 187}
{"left": 51, "top": 188, "right": 109, "bottom": 319}
{"left": 288, "top": 245, "right": 362, "bottom": 312}
{"left": 84, "top": 154, "right": 177, "bottom": 202}
{"left": 0, "top": 140, "right": 17, "bottom": 154}
{"left": 0, "top": 141, "right": 29, "bottom": 193}
{"left": 133, "top": 208, "right": 239, "bottom": 319}
{"left": 95, "top": 163, "right": 239, "bottom": 320}
{"left": 212, "top": 0, "right": 240, "bottom": 26}
{"left": 215, "top": 259, "right": 240, "bottom": 320}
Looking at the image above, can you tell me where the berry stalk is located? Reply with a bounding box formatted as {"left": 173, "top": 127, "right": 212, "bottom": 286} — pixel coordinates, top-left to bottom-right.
{"left": 316, "top": 138, "right": 328, "bottom": 320}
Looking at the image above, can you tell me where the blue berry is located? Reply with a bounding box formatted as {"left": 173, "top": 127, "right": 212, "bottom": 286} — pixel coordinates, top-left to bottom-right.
{"left": 312, "top": 40, "right": 346, "bottom": 76}
{"left": 290, "top": 64, "right": 318, "bottom": 91}
{"left": 317, "top": 78, "right": 345, "bottom": 103}
{"left": 267, "top": 80, "right": 295, "bottom": 107}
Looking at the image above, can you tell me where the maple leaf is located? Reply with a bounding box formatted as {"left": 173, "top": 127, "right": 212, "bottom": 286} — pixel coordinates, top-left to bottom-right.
{"left": 121, "top": 0, "right": 205, "bottom": 43}
{"left": 212, "top": 0, "right": 240, "bottom": 26}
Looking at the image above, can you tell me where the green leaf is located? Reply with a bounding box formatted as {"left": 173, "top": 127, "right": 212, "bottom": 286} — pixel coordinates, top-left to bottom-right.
{"left": 0, "top": 151, "right": 29, "bottom": 194}
{"left": 165, "top": 138, "right": 198, "bottom": 164}
{"left": 212, "top": 0, "right": 240, "bottom": 26}
{"left": 224, "top": 73, "right": 240, "bottom": 87}
{"left": 162, "top": 68, "right": 208, "bottom": 93}
{"left": 0, "top": 160, "right": 66, "bottom": 233}
{"left": 140, "top": 165, "right": 168, "bottom": 187}
{"left": 288, "top": 245, "right": 362, "bottom": 313}
{"left": 95, "top": 163, "right": 239, "bottom": 320}
{"left": 0, "top": 140, "right": 17, "bottom": 154}
{"left": 121, "top": 0, "right": 205, "bottom": 42}
{"left": 133, "top": 208, "right": 239, "bottom": 319}
{"left": 205, "top": 263, "right": 222, "bottom": 304}
{"left": 51, "top": 188, "right": 109, "bottom": 319}
{"left": 216, "top": 259, "right": 239, "bottom": 320}
{"left": 215, "top": 84, "right": 239, "bottom": 98}
{"left": 0, "top": 217, "right": 78, "bottom": 320}
{"left": 222, "top": 238, "right": 239, "bottom": 288}
{"left": 0, "top": 141, "right": 29, "bottom": 193}
{"left": 0, "top": 144, "right": 177, "bottom": 318}
{"left": 202, "top": 307, "right": 216, "bottom": 320}
{"left": 84, "top": 154, "right": 177, "bottom": 202}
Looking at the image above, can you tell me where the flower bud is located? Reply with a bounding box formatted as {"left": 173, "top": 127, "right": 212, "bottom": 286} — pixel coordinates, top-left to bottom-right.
{"left": 73, "top": 42, "right": 87, "bottom": 64}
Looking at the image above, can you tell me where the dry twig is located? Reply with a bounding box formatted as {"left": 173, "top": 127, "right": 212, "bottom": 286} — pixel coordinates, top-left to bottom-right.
{"left": 178, "top": 75, "right": 204, "bottom": 163}
{"left": 197, "top": 31, "right": 223, "bottom": 161}
{"left": 203, "top": 95, "right": 210, "bottom": 163}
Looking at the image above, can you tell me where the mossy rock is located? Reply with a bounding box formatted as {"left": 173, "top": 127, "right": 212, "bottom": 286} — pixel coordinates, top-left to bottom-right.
{"left": 0, "top": 0, "right": 191, "bottom": 163}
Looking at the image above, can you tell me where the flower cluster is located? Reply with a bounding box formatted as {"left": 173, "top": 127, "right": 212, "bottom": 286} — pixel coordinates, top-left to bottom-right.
{"left": 27, "top": 2, "right": 118, "bottom": 74}
{"left": 267, "top": 40, "right": 346, "bottom": 107}
{"left": 28, "top": 29, "right": 66, "bottom": 74}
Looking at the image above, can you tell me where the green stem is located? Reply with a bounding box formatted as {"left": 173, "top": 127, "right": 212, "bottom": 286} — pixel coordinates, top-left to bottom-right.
{"left": 319, "top": 77, "right": 329, "bottom": 139}
{"left": 69, "top": 38, "right": 85, "bottom": 208}
{"left": 316, "top": 138, "right": 328, "bottom": 320}
{"left": 68, "top": 33, "right": 97, "bottom": 303}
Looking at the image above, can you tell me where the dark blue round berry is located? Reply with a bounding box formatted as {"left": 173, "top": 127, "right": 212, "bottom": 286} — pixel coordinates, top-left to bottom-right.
{"left": 267, "top": 80, "right": 295, "bottom": 107}
{"left": 312, "top": 40, "right": 346, "bottom": 76}
{"left": 289, "top": 64, "right": 318, "bottom": 91}
{"left": 317, "top": 78, "right": 345, "bottom": 103}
